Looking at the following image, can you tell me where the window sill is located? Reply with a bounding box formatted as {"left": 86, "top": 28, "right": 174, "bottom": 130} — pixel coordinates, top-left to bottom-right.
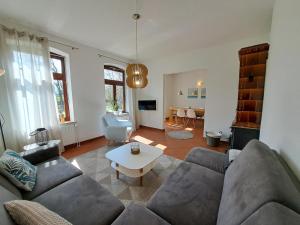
{"left": 59, "top": 121, "right": 77, "bottom": 125}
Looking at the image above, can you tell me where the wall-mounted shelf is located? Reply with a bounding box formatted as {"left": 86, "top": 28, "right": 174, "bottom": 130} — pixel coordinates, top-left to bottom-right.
{"left": 231, "top": 43, "right": 269, "bottom": 149}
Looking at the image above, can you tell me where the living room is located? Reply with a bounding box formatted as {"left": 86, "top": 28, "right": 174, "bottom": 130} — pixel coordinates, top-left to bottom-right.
{"left": 0, "top": 0, "right": 300, "bottom": 225}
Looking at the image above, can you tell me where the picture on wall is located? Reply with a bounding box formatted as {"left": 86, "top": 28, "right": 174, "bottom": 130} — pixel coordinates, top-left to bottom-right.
{"left": 201, "top": 88, "right": 206, "bottom": 99}
{"left": 187, "top": 88, "right": 198, "bottom": 98}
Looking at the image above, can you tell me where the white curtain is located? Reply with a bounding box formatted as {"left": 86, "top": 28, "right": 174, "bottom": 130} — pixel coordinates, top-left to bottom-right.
{"left": 0, "top": 25, "right": 62, "bottom": 150}
{"left": 126, "top": 85, "right": 137, "bottom": 130}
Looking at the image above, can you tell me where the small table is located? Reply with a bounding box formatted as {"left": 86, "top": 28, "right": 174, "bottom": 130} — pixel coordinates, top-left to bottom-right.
{"left": 21, "top": 140, "right": 61, "bottom": 164}
{"left": 105, "top": 143, "right": 163, "bottom": 186}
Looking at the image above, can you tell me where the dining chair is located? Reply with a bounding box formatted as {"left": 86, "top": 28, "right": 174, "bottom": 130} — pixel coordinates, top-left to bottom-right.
{"left": 176, "top": 108, "right": 186, "bottom": 125}
{"left": 186, "top": 108, "right": 197, "bottom": 128}
{"left": 170, "top": 108, "right": 177, "bottom": 122}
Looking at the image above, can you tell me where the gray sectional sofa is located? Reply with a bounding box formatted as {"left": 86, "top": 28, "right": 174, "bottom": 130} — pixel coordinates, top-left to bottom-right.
{"left": 113, "top": 140, "right": 300, "bottom": 225}
{"left": 0, "top": 146, "right": 124, "bottom": 225}
{"left": 1, "top": 139, "right": 300, "bottom": 225}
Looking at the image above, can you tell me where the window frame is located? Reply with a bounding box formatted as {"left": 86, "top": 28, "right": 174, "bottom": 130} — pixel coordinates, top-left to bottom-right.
{"left": 50, "top": 52, "right": 71, "bottom": 122}
{"left": 104, "top": 65, "right": 126, "bottom": 112}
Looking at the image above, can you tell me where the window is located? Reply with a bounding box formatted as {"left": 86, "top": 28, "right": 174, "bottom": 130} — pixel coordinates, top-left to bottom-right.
{"left": 104, "top": 65, "right": 126, "bottom": 112}
{"left": 50, "top": 52, "right": 70, "bottom": 122}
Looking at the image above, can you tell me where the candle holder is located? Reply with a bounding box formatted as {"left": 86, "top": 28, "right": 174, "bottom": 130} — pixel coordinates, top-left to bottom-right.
{"left": 130, "top": 142, "right": 140, "bottom": 155}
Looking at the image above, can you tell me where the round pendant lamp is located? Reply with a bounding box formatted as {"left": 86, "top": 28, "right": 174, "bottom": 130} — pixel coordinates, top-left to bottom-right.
{"left": 126, "top": 63, "right": 148, "bottom": 88}
{"left": 126, "top": 1, "right": 148, "bottom": 88}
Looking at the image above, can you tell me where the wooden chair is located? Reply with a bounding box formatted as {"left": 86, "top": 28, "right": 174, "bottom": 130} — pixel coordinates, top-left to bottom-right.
{"left": 170, "top": 108, "right": 177, "bottom": 122}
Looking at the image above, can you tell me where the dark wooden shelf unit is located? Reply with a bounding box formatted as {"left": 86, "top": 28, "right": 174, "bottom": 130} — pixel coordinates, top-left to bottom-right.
{"left": 231, "top": 43, "right": 269, "bottom": 149}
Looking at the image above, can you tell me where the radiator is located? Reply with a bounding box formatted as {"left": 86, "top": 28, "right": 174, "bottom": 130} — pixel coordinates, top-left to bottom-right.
{"left": 60, "top": 122, "right": 80, "bottom": 147}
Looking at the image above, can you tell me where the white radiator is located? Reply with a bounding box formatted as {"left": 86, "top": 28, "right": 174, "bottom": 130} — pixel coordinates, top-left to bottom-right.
{"left": 60, "top": 122, "right": 79, "bottom": 147}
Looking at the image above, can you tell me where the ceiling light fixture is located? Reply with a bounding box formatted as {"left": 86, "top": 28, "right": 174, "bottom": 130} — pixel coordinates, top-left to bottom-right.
{"left": 126, "top": 0, "right": 148, "bottom": 88}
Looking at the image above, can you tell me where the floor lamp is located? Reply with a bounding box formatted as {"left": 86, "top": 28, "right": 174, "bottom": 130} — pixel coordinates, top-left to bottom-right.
{"left": 0, "top": 68, "right": 6, "bottom": 149}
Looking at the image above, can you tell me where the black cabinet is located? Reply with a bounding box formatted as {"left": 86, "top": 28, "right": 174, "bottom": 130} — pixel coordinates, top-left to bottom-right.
{"left": 230, "top": 126, "right": 260, "bottom": 150}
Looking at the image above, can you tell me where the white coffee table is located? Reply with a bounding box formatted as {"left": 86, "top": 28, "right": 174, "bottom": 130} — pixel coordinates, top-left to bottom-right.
{"left": 105, "top": 143, "right": 163, "bottom": 186}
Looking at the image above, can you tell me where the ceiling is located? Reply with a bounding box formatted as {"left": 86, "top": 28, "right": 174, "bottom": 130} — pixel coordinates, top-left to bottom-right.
{"left": 0, "top": 0, "right": 275, "bottom": 61}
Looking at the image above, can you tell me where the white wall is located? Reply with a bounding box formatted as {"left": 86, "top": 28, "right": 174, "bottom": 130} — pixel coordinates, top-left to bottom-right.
{"left": 137, "top": 34, "right": 269, "bottom": 139}
{"left": 0, "top": 18, "right": 129, "bottom": 147}
{"left": 260, "top": 0, "right": 300, "bottom": 179}
{"left": 164, "top": 75, "right": 174, "bottom": 119}
{"left": 164, "top": 69, "right": 207, "bottom": 118}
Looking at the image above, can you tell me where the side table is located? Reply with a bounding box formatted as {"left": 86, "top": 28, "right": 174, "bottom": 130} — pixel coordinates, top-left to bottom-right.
{"left": 21, "top": 140, "right": 61, "bottom": 164}
{"left": 23, "top": 140, "right": 61, "bottom": 152}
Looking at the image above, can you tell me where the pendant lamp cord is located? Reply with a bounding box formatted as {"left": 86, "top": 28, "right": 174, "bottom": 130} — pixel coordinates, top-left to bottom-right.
{"left": 135, "top": 0, "right": 138, "bottom": 62}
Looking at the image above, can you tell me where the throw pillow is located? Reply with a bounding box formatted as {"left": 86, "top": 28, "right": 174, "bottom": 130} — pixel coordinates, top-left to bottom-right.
{"left": 0, "top": 150, "right": 37, "bottom": 191}
{"left": 4, "top": 200, "right": 72, "bottom": 225}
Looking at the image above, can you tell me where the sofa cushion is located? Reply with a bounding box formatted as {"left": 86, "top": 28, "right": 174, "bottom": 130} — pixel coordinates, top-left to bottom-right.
{"left": 0, "top": 186, "right": 19, "bottom": 225}
{"left": 147, "top": 162, "right": 224, "bottom": 225}
{"left": 34, "top": 175, "right": 124, "bottom": 225}
{"left": 22, "top": 157, "right": 82, "bottom": 200}
{"left": 0, "top": 150, "right": 37, "bottom": 191}
{"left": 112, "top": 203, "right": 170, "bottom": 225}
{"left": 217, "top": 140, "right": 300, "bottom": 225}
{"left": 241, "top": 202, "right": 300, "bottom": 225}
{"left": 0, "top": 175, "right": 22, "bottom": 198}
{"left": 185, "top": 147, "right": 226, "bottom": 173}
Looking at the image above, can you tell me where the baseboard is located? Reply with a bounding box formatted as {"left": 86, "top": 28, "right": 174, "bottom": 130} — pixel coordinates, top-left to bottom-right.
{"left": 138, "top": 125, "right": 165, "bottom": 132}
{"left": 64, "top": 135, "right": 105, "bottom": 149}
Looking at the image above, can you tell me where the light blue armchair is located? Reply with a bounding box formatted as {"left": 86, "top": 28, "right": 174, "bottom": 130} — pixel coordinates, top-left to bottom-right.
{"left": 103, "top": 113, "right": 133, "bottom": 143}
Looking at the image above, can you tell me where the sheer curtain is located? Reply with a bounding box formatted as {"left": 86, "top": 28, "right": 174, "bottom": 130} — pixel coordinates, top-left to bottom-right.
{"left": 0, "top": 25, "right": 62, "bottom": 150}
{"left": 126, "top": 87, "right": 137, "bottom": 130}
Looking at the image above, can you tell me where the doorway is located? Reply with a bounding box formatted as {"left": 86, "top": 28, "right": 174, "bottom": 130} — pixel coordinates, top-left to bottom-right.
{"left": 163, "top": 69, "right": 207, "bottom": 131}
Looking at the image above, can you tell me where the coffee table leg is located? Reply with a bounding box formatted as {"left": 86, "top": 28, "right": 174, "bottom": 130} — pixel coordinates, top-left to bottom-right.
{"left": 116, "top": 163, "right": 119, "bottom": 179}
{"left": 140, "top": 168, "right": 143, "bottom": 186}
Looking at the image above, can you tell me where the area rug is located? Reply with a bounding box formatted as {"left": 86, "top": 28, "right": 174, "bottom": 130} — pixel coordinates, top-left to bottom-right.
{"left": 167, "top": 130, "right": 194, "bottom": 139}
{"left": 68, "top": 146, "right": 182, "bottom": 206}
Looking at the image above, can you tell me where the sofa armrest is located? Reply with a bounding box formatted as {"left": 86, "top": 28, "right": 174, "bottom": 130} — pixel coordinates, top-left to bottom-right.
{"left": 117, "top": 119, "right": 133, "bottom": 128}
{"left": 20, "top": 145, "right": 60, "bottom": 165}
{"left": 185, "top": 147, "right": 227, "bottom": 173}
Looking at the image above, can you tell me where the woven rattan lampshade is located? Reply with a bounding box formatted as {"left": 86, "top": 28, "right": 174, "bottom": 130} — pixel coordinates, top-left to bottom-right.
{"left": 126, "top": 0, "right": 148, "bottom": 89}
{"left": 126, "top": 63, "right": 148, "bottom": 88}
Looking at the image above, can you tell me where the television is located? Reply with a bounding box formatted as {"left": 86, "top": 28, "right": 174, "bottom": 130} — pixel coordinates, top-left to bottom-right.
{"left": 138, "top": 100, "right": 156, "bottom": 110}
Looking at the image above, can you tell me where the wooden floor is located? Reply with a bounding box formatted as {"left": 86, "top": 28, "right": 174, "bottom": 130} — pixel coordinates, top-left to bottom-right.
{"left": 62, "top": 120, "right": 228, "bottom": 160}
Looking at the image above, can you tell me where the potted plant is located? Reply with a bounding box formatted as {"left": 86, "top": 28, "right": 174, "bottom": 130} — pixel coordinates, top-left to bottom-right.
{"left": 110, "top": 100, "right": 119, "bottom": 115}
